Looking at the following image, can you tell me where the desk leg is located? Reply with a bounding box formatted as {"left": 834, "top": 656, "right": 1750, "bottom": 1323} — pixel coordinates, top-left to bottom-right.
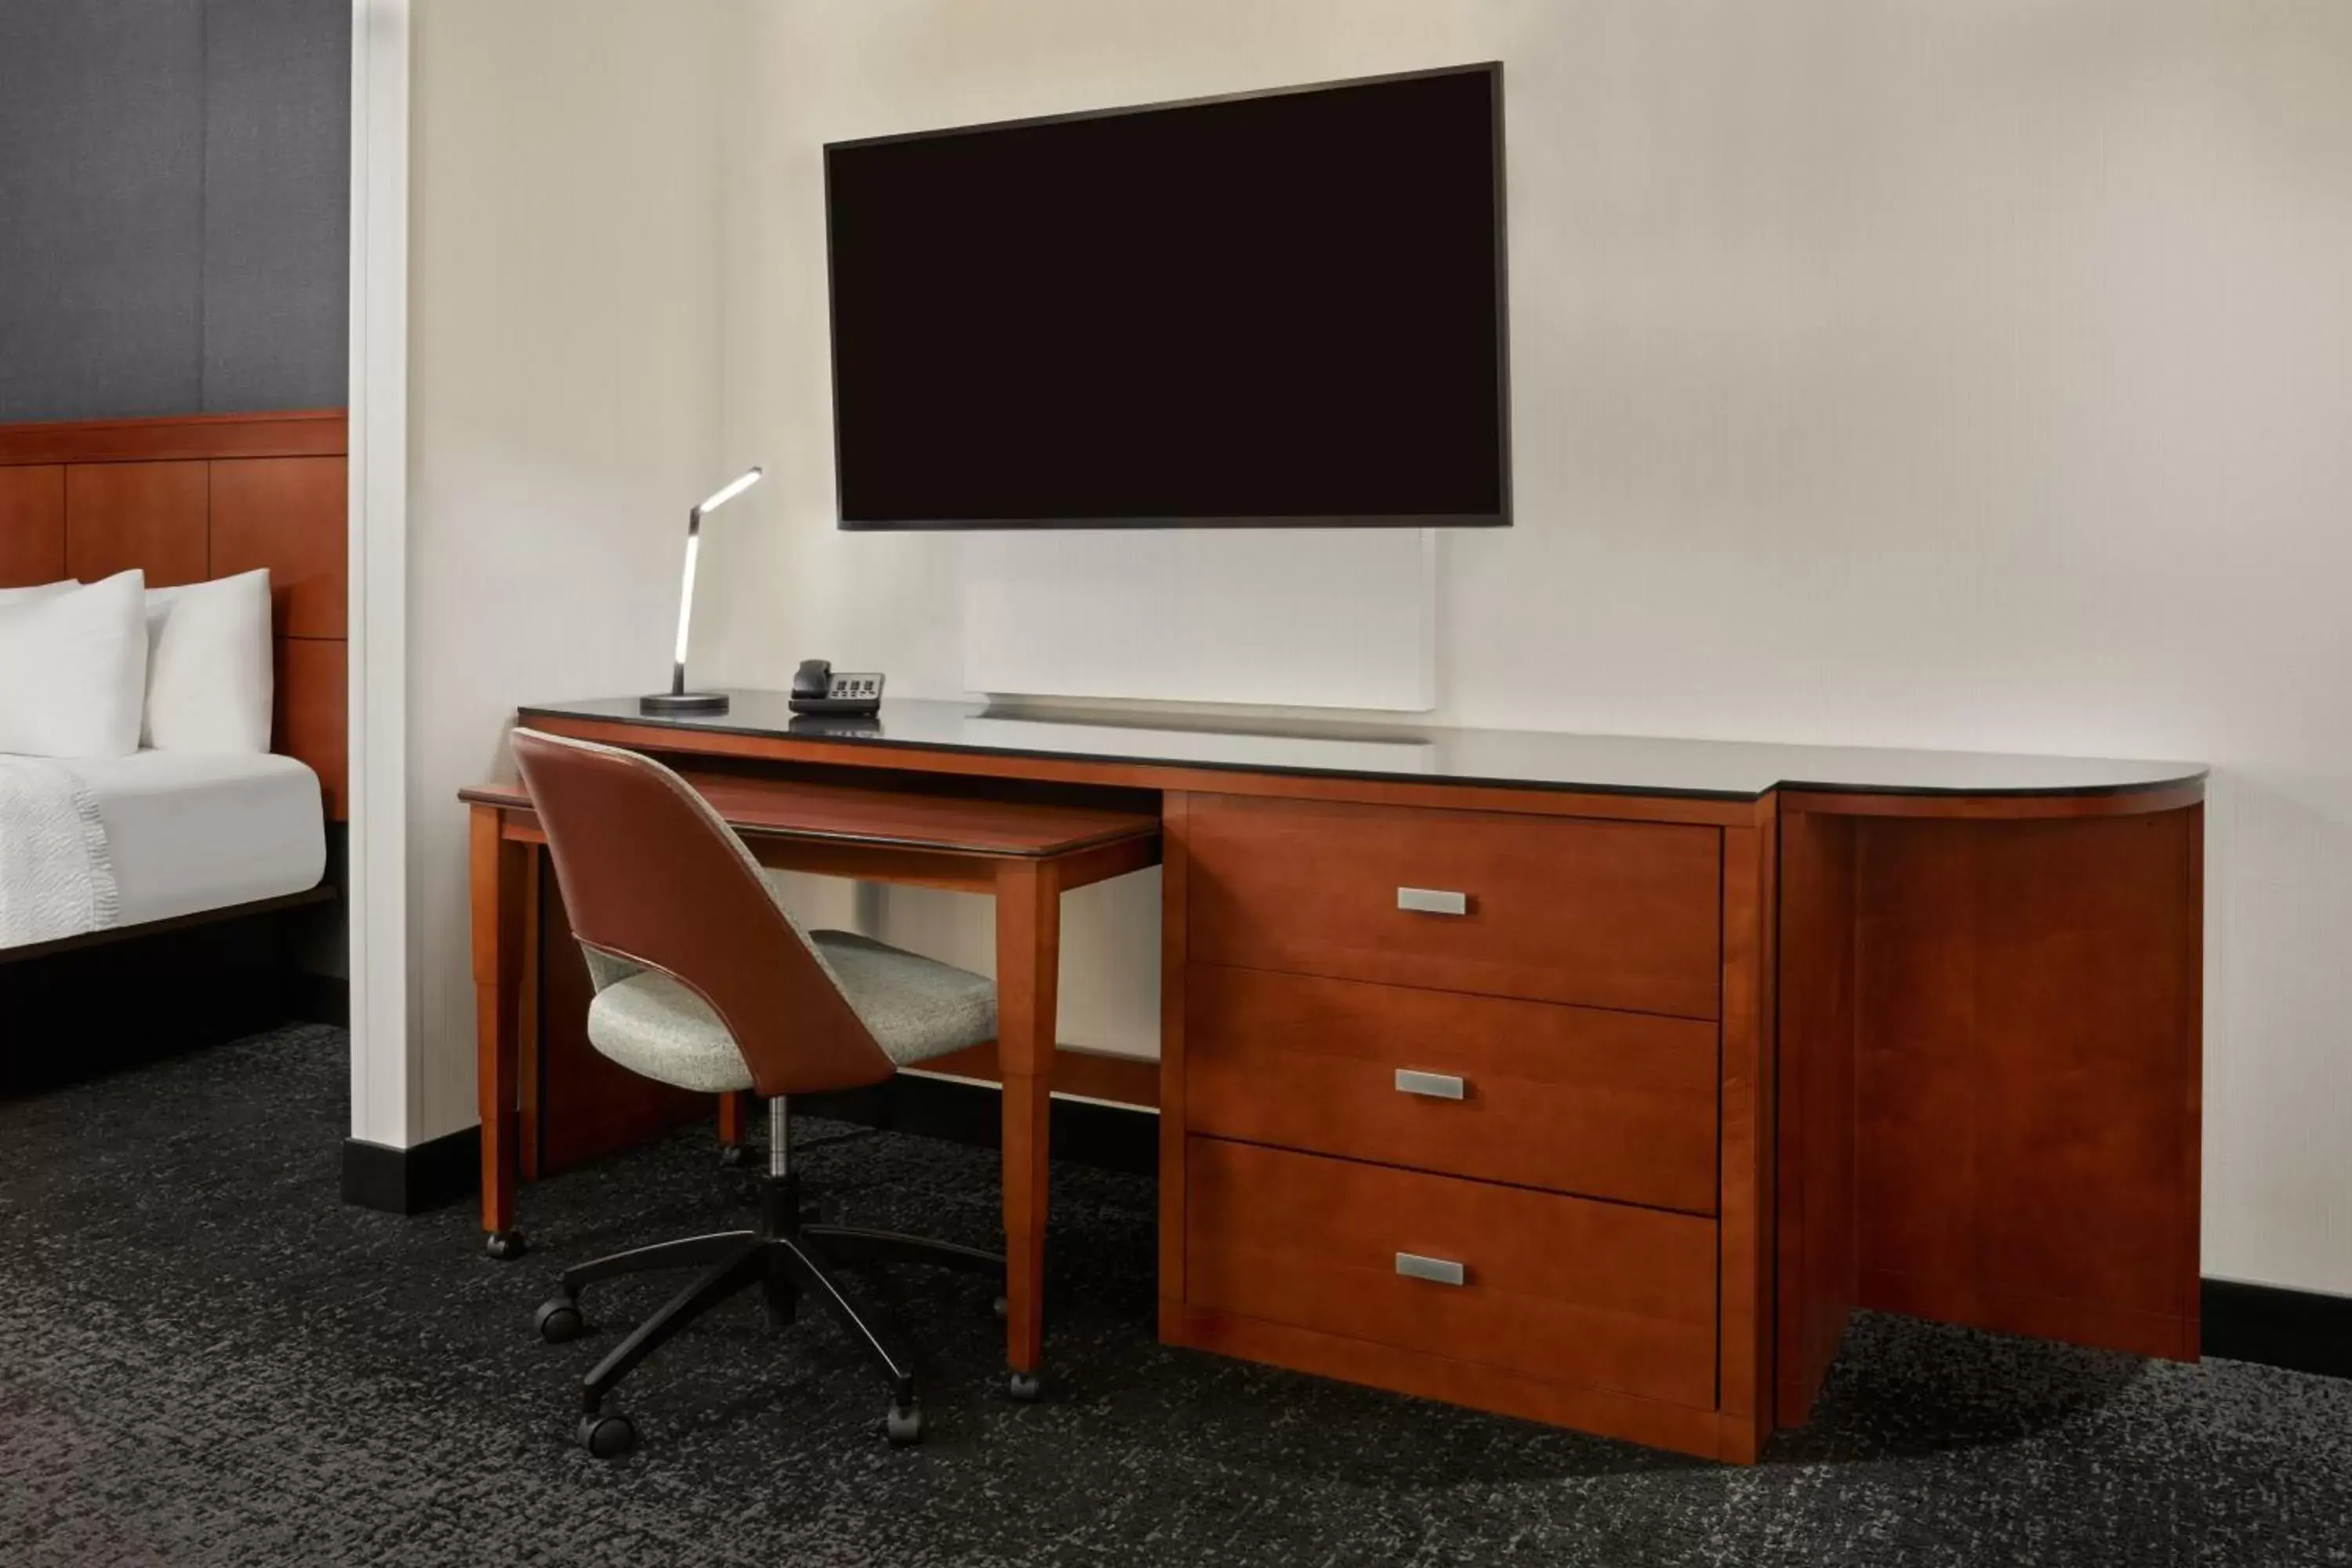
{"left": 995, "top": 859, "right": 1060, "bottom": 1396}
{"left": 717, "top": 1091, "right": 753, "bottom": 1170}
{"left": 471, "top": 805, "right": 528, "bottom": 1259}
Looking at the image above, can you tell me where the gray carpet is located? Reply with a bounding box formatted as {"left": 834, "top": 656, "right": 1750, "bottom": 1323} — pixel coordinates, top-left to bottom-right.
{"left": 2, "top": 1025, "right": 2347, "bottom": 1566}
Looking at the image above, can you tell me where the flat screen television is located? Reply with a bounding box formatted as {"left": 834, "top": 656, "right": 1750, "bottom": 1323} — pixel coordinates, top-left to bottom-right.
{"left": 823, "top": 64, "right": 1508, "bottom": 530}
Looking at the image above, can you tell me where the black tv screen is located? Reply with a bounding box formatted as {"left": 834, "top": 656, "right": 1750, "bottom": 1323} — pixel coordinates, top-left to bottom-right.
{"left": 824, "top": 64, "right": 1508, "bottom": 529}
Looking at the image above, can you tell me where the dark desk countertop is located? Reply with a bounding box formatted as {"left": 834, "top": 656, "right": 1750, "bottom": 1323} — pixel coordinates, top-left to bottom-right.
{"left": 517, "top": 692, "right": 2205, "bottom": 803}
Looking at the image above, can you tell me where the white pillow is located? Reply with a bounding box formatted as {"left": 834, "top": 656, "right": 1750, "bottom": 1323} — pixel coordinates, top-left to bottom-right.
{"left": 143, "top": 569, "right": 274, "bottom": 753}
{"left": 0, "top": 570, "right": 150, "bottom": 757}
{"left": 0, "top": 579, "right": 77, "bottom": 607}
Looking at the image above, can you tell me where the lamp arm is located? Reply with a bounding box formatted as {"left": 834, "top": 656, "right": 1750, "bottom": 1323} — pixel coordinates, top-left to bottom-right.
{"left": 671, "top": 504, "right": 705, "bottom": 698}
{"left": 653, "top": 465, "right": 760, "bottom": 708}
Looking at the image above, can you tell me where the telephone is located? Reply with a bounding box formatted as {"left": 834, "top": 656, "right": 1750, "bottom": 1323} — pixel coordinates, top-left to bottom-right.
{"left": 788, "top": 659, "right": 887, "bottom": 716}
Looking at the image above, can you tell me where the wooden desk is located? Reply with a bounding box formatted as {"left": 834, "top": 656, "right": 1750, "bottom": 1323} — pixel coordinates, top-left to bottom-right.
{"left": 473, "top": 692, "right": 2205, "bottom": 1462}
{"left": 461, "top": 767, "right": 1161, "bottom": 1386}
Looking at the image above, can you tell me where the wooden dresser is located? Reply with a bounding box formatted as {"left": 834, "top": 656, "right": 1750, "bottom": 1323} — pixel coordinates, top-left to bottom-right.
{"left": 1160, "top": 787, "right": 1777, "bottom": 1460}
{"left": 483, "top": 694, "right": 2206, "bottom": 1463}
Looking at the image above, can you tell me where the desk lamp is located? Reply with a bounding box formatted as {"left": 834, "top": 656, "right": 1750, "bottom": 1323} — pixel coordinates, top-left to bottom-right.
{"left": 641, "top": 466, "right": 764, "bottom": 715}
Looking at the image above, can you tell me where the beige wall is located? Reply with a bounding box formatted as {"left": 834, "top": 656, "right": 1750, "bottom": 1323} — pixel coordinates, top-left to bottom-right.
{"left": 405, "top": 0, "right": 2352, "bottom": 1294}
{"left": 402, "top": 0, "right": 734, "bottom": 1139}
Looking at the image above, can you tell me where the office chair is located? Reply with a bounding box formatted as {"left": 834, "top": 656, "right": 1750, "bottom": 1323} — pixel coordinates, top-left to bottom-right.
{"left": 509, "top": 727, "right": 1008, "bottom": 1455}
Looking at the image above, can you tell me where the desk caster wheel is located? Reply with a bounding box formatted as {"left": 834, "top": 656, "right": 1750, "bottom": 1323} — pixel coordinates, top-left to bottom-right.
{"left": 884, "top": 1401, "right": 925, "bottom": 1446}
{"left": 535, "top": 1298, "right": 584, "bottom": 1344}
{"left": 718, "top": 1142, "right": 751, "bottom": 1171}
{"left": 485, "top": 1230, "right": 526, "bottom": 1261}
{"left": 579, "top": 1411, "right": 637, "bottom": 1459}
{"left": 1007, "top": 1370, "right": 1042, "bottom": 1403}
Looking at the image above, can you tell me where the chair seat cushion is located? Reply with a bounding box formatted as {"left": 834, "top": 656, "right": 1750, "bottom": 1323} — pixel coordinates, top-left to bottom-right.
{"left": 809, "top": 929, "right": 998, "bottom": 1067}
{"left": 586, "top": 967, "right": 759, "bottom": 1093}
{"left": 584, "top": 931, "right": 996, "bottom": 1093}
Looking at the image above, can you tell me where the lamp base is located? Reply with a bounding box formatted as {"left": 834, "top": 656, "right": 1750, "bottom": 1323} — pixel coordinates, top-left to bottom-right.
{"left": 639, "top": 691, "right": 730, "bottom": 716}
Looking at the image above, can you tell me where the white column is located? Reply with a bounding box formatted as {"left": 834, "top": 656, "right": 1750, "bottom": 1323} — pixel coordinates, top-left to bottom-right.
{"left": 347, "top": 0, "right": 413, "bottom": 1149}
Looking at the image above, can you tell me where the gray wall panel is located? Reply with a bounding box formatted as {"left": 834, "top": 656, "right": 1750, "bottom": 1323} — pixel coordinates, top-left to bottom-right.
{"left": 201, "top": 0, "right": 350, "bottom": 412}
{"left": 0, "top": 0, "right": 347, "bottom": 423}
{"left": 0, "top": 1, "right": 209, "bottom": 422}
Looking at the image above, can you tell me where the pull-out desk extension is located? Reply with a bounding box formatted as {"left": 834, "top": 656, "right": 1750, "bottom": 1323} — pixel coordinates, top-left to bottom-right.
{"left": 472, "top": 693, "right": 2205, "bottom": 1461}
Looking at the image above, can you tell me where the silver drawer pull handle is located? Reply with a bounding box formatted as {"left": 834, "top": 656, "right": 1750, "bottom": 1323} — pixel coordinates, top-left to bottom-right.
{"left": 1396, "top": 887, "right": 1469, "bottom": 916}
{"left": 1394, "top": 1069, "right": 1466, "bottom": 1100}
{"left": 1395, "top": 1252, "right": 1466, "bottom": 1287}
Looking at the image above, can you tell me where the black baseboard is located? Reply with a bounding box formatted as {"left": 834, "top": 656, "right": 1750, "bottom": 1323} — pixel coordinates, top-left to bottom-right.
{"left": 341, "top": 1126, "right": 482, "bottom": 1215}
{"left": 804, "top": 1070, "right": 1158, "bottom": 1177}
{"left": 325, "top": 1082, "right": 2352, "bottom": 1385}
{"left": 827, "top": 1085, "right": 2352, "bottom": 1380}
{"left": 289, "top": 972, "right": 350, "bottom": 1027}
{"left": 332, "top": 1075, "right": 1149, "bottom": 1219}
{"left": 2201, "top": 1279, "right": 2352, "bottom": 1380}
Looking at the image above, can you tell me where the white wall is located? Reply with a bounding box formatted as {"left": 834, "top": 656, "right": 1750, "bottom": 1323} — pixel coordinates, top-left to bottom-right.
{"left": 395, "top": 0, "right": 735, "bottom": 1142}
{"left": 400, "top": 0, "right": 2352, "bottom": 1296}
{"left": 696, "top": 0, "right": 2352, "bottom": 1295}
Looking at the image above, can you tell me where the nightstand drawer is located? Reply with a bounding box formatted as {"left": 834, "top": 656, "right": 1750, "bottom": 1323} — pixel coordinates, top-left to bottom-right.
{"left": 1185, "top": 1138, "right": 1718, "bottom": 1410}
{"left": 1185, "top": 965, "right": 1719, "bottom": 1214}
{"left": 1184, "top": 794, "right": 1720, "bottom": 1018}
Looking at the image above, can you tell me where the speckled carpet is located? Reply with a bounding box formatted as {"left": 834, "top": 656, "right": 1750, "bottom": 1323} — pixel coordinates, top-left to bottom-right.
{"left": 2, "top": 1025, "right": 2347, "bottom": 1566}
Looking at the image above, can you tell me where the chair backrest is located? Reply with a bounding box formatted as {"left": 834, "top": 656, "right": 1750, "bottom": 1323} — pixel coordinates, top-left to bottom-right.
{"left": 509, "top": 728, "right": 895, "bottom": 1098}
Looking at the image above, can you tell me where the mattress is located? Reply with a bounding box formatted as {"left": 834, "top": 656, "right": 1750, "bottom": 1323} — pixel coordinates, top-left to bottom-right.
{"left": 53, "top": 751, "right": 327, "bottom": 930}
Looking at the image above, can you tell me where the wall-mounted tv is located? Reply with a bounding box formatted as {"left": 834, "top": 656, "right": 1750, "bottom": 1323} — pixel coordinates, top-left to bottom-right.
{"left": 824, "top": 64, "right": 1509, "bottom": 530}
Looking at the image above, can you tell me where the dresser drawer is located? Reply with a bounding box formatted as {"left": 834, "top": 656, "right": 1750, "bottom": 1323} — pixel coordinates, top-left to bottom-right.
{"left": 1185, "top": 1138, "right": 1718, "bottom": 1410}
{"left": 1183, "top": 794, "right": 1720, "bottom": 1018}
{"left": 1185, "top": 965, "right": 1719, "bottom": 1214}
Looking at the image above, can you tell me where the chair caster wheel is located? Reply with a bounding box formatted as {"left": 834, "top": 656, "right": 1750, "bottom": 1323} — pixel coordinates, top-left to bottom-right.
{"left": 485, "top": 1230, "right": 526, "bottom": 1261}
{"left": 884, "top": 1401, "right": 925, "bottom": 1446}
{"left": 579, "top": 1411, "right": 637, "bottom": 1458}
{"left": 718, "top": 1142, "right": 751, "bottom": 1171}
{"left": 535, "top": 1298, "right": 584, "bottom": 1344}
{"left": 993, "top": 1294, "right": 1008, "bottom": 1319}
{"left": 1007, "top": 1370, "right": 1042, "bottom": 1403}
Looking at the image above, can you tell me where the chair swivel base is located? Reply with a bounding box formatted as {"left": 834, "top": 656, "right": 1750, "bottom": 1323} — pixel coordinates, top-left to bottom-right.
{"left": 534, "top": 1170, "right": 1006, "bottom": 1454}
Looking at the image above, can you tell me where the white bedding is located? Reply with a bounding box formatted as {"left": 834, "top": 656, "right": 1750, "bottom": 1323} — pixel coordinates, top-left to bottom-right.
{"left": 0, "top": 757, "right": 118, "bottom": 946}
{"left": 44, "top": 751, "right": 326, "bottom": 931}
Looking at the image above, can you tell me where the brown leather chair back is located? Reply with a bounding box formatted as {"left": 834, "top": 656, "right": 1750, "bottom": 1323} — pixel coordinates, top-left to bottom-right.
{"left": 510, "top": 728, "right": 895, "bottom": 1098}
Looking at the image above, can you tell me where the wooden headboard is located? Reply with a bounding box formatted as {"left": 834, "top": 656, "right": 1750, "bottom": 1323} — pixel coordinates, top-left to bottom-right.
{"left": 0, "top": 410, "right": 348, "bottom": 819}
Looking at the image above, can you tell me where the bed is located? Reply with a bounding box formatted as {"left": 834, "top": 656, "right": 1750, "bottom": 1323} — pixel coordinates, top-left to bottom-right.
{"left": 0, "top": 410, "right": 346, "bottom": 966}
{"left": 53, "top": 751, "right": 326, "bottom": 930}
